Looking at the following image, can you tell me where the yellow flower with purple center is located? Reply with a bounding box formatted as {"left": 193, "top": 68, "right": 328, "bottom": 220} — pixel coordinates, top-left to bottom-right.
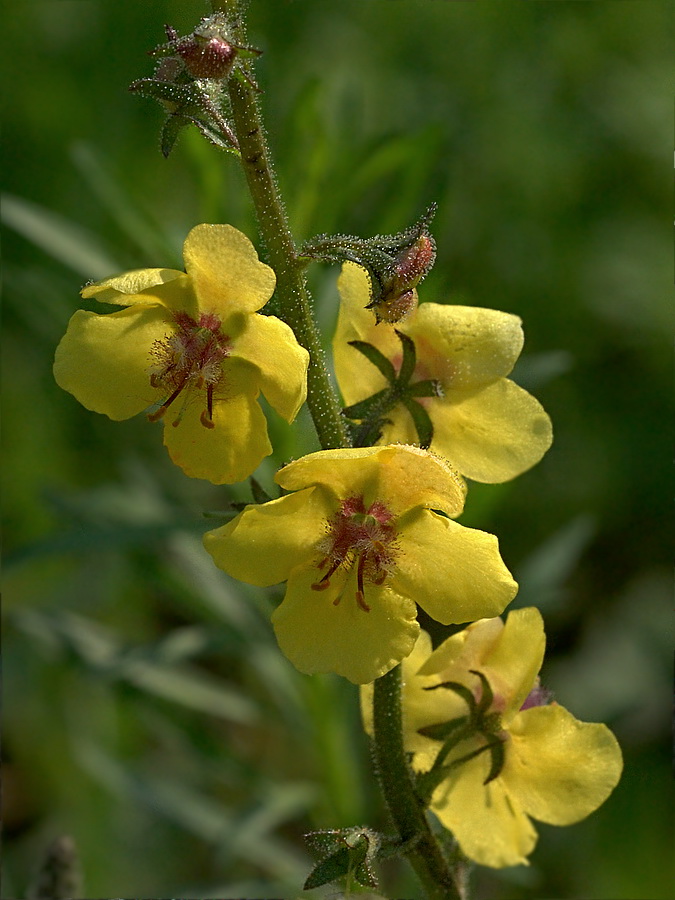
{"left": 203, "top": 444, "right": 518, "bottom": 684}
{"left": 362, "top": 608, "right": 623, "bottom": 867}
{"left": 334, "top": 263, "right": 553, "bottom": 483}
{"left": 54, "top": 224, "right": 309, "bottom": 484}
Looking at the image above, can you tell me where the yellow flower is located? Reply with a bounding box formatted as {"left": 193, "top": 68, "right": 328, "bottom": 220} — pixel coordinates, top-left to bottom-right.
{"left": 362, "top": 608, "right": 623, "bottom": 867}
{"left": 54, "top": 225, "right": 309, "bottom": 484}
{"left": 334, "top": 263, "right": 552, "bottom": 483}
{"left": 203, "top": 444, "right": 517, "bottom": 684}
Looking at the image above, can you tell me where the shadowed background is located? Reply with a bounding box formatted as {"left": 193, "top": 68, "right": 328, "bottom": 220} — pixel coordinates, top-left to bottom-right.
{"left": 3, "top": 1, "right": 671, "bottom": 897}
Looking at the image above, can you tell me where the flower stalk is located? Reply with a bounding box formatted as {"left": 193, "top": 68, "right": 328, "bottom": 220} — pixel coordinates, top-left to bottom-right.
{"left": 226, "top": 65, "right": 349, "bottom": 451}
{"left": 373, "top": 665, "right": 466, "bottom": 900}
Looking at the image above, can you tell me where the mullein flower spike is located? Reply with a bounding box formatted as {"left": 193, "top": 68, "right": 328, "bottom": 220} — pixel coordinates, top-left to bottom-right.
{"left": 361, "top": 608, "right": 623, "bottom": 868}
{"left": 335, "top": 262, "right": 553, "bottom": 483}
{"left": 54, "top": 225, "right": 309, "bottom": 484}
{"left": 203, "top": 444, "right": 518, "bottom": 684}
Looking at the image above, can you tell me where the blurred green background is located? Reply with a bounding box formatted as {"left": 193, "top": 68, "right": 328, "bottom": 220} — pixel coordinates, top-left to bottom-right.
{"left": 3, "top": 1, "right": 671, "bottom": 897}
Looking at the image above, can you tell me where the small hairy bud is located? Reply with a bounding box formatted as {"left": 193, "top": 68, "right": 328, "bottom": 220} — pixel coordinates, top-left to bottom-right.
{"left": 177, "top": 35, "right": 238, "bottom": 79}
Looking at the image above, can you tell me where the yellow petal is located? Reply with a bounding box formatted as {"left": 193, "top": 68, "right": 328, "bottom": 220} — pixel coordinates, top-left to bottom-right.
{"left": 272, "top": 564, "right": 420, "bottom": 684}
{"left": 431, "top": 749, "right": 538, "bottom": 868}
{"left": 334, "top": 263, "right": 402, "bottom": 405}
{"left": 81, "top": 267, "right": 187, "bottom": 307}
{"left": 392, "top": 511, "right": 518, "bottom": 624}
{"left": 276, "top": 445, "right": 466, "bottom": 518}
{"left": 430, "top": 379, "right": 553, "bottom": 483}
{"left": 53, "top": 306, "right": 172, "bottom": 419}
{"left": 405, "top": 303, "right": 524, "bottom": 388}
{"left": 162, "top": 386, "right": 271, "bottom": 484}
{"left": 203, "top": 487, "right": 331, "bottom": 586}
{"left": 482, "top": 608, "right": 546, "bottom": 719}
{"left": 418, "top": 618, "right": 504, "bottom": 677}
{"left": 231, "top": 313, "right": 309, "bottom": 421}
{"left": 183, "top": 224, "right": 276, "bottom": 316}
{"left": 504, "top": 704, "right": 623, "bottom": 825}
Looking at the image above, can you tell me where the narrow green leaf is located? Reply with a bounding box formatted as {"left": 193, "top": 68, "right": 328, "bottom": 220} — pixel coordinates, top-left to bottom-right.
{"left": 1, "top": 193, "right": 119, "bottom": 278}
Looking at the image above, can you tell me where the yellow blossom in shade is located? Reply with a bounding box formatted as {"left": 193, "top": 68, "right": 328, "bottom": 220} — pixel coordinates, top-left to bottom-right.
{"left": 362, "top": 608, "right": 623, "bottom": 868}
{"left": 203, "top": 444, "right": 518, "bottom": 684}
{"left": 54, "top": 224, "right": 309, "bottom": 484}
{"left": 334, "top": 263, "right": 553, "bottom": 483}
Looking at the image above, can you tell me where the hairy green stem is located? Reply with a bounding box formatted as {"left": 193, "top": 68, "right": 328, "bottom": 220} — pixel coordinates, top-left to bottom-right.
{"left": 373, "top": 666, "right": 466, "bottom": 900}
{"left": 226, "top": 74, "right": 350, "bottom": 451}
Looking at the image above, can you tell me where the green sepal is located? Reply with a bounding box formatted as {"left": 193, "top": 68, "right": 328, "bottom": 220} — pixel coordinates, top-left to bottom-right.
{"left": 407, "top": 378, "right": 443, "bottom": 399}
{"left": 347, "top": 340, "right": 397, "bottom": 382}
{"left": 342, "top": 387, "right": 395, "bottom": 422}
{"left": 417, "top": 714, "right": 469, "bottom": 742}
{"left": 304, "top": 828, "right": 379, "bottom": 891}
{"left": 250, "top": 476, "right": 274, "bottom": 505}
{"left": 424, "top": 680, "right": 477, "bottom": 712}
{"left": 303, "top": 847, "right": 353, "bottom": 890}
{"left": 347, "top": 416, "right": 392, "bottom": 449}
{"left": 160, "top": 114, "right": 188, "bottom": 158}
{"left": 482, "top": 735, "right": 506, "bottom": 785}
{"left": 401, "top": 397, "right": 434, "bottom": 448}
{"left": 470, "top": 669, "right": 495, "bottom": 716}
{"left": 129, "top": 77, "right": 197, "bottom": 107}
{"left": 395, "top": 329, "right": 417, "bottom": 387}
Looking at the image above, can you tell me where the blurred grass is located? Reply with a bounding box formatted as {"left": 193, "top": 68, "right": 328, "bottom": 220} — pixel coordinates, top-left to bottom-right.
{"left": 2, "top": 1, "right": 672, "bottom": 897}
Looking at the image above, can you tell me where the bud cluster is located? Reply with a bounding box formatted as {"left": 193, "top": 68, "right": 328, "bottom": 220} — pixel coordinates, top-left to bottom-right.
{"left": 301, "top": 205, "right": 437, "bottom": 324}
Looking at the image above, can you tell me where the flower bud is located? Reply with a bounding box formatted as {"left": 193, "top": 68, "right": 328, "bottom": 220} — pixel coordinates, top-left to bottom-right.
{"left": 177, "top": 35, "right": 238, "bottom": 79}
{"left": 369, "top": 233, "right": 436, "bottom": 323}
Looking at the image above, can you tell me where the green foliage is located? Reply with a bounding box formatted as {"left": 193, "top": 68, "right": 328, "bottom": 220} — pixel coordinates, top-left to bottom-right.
{"left": 3, "top": 0, "right": 671, "bottom": 897}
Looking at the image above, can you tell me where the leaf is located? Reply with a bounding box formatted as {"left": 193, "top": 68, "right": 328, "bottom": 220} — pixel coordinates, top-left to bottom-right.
{"left": 1, "top": 193, "right": 119, "bottom": 278}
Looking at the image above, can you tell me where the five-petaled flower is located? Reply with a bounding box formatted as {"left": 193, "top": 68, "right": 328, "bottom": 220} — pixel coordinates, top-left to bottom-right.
{"left": 334, "top": 263, "right": 553, "bottom": 483}
{"left": 54, "top": 224, "right": 309, "bottom": 484}
{"left": 362, "top": 607, "right": 622, "bottom": 867}
{"left": 203, "top": 444, "right": 518, "bottom": 684}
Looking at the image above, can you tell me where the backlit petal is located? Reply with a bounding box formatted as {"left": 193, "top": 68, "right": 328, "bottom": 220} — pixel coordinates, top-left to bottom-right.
{"left": 431, "top": 379, "right": 553, "bottom": 483}
{"left": 81, "top": 268, "right": 185, "bottom": 305}
{"left": 431, "top": 751, "right": 537, "bottom": 868}
{"left": 203, "top": 487, "right": 331, "bottom": 586}
{"left": 232, "top": 313, "right": 309, "bottom": 421}
{"left": 334, "top": 263, "right": 402, "bottom": 405}
{"left": 53, "top": 306, "right": 171, "bottom": 420}
{"left": 504, "top": 705, "right": 623, "bottom": 825}
{"left": 272, "top": 564, "right": 420, "bottom": 684}
{"left": 162, "top": 387, "right": 271, "bottom": 484}
{"left": 392, "top": 511, "right": 518, "bottom": 624}
{"left": 276, "top": 445, "right": 466, "bottom": 518}
{"left": 183, "top": 224, "right": 276, "bottom": 316}
{"left": 483, "top": 608, "right": 546, "bottom": 719}
{"left": 406, "top": 303, "right": 524, "bottom": 388}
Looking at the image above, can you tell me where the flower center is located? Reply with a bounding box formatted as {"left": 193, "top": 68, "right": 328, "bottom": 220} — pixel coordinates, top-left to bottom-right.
{"left": 311, "top": 496, "right": 398, "bottom": 612}
{"left": 147, "top": 311, "right": 230, "bottom": 429}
